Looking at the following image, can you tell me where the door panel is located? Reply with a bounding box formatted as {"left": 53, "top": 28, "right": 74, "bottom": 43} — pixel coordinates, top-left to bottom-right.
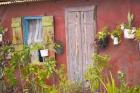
{"left": 81, "top": 11, "right": 95, "bottom": 73}
{"left": 67, "top": 12, "right": 83, "bottom": 81}
{"left": 66, "top": 6, "right": 96, "bottom": 81}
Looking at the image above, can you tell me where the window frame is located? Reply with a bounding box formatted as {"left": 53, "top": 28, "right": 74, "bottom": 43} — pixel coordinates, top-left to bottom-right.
{"left": 22, "top": 16, "right": 42, "bottom": 45}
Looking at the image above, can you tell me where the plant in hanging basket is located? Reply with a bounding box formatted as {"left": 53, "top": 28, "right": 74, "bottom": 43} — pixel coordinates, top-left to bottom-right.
{"left": 96, "top": 27, "right": 110, "bottom": 48}
{"left": 54, "top": 42, "right": 63, "bottom": 55}
{"left": 134, "top": 28, "right": 140, "bottom": 51}
{"left": 111, "top": 26, "right": 122, "bottom": 45}
{"left": 0, "top": 25, "right": 4, "bottom": 34}
{"left": 135, "top": 28, "right": 140, "bottom": 41}
{"left": 0, "top": 25, "right": 5, "bottom": 42}
{"left": 121, "top": 12, "right": 136, "bottom": 39}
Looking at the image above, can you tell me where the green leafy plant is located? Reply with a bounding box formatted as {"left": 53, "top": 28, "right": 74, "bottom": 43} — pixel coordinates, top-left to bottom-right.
{"left": 30, "top": 43, "right": 44, "bottom": 52}
{"left": 55, "top": 65, "right": 82, "bottom": 93}
{"left": 100, "top": 72, "right": 118, "bottom": 93}
{"left": 22, "top": 57, "right": 56, "bottom": 93}
{"left": 117, "top": 71, "right": 140, "bottom": 93}
{"left": 96, "top": 27, "right": 110, "bottom": 48}
{"left": 0, "top": 43, "right": 15, "bottom": 93}
{"left": 127, "top": 86, "right": 140, "bottom": 93}
{"left": 84, "top": 54, "right": 110, "bottom": 92}
{"left": 54, "top": 42, "right": 63, "bottom": 55}
{"left": 1, "top": 46, "right": 30, "bottom": 93}
{"left": 117, "top": 71, "right": 127, "bottom": 93}
{"left": 111, "top": 26, "right": 122, "bottom": 44}
{"left": 111, "top": 26, "right": 122, "bottom": 38}
{"left": 123, "top": 12, "right": 134, "bottom": 29}
{"left": 0, "top": 25, "right": 4, "bottom": 34}
{"left": 97, "top": 27, "right": 110, "bottom": 41}
{"left": 135, "top": 28, "right": 140, "bottom": 42}
{"left": 127, "top": 12, "right": 134, "bottom": 29}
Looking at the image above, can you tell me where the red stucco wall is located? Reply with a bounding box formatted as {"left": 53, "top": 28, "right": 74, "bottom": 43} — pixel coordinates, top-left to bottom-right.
{"left": 97, "top": 0, "right": 140, "bottom": 86}
{"left": 0, "top": 0, "right": 140, "bottom": 86}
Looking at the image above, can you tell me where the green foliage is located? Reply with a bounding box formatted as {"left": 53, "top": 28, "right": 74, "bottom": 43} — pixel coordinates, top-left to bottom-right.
{"left": 93, "top": 53, "right": 110, "bottom": 68}
{"left": 124, "top": 12, "right": 134, "bottom": 29}
{"left": 0, "top": 44, "right": 14, "bottom": 61}
{"left": 4, "top": 67, "right": 17, "bottom": 86}
{"left": 135, "top": 28, "right": 140, "bottom": 41}
{"left": 54, "top": 42, "right": 63, "bottom": 54}
{"left": 55, "top": 65, "right": 69, "bottom": 93}
{"left": 55, "top": 42, "right": 62, "bottom": 49}
{"left": 97, "top": 27, "right": 110, "bottom": 41}
{"left": 117, "top": 71, "right": 140, "bottom": 93}
{"left": 44, "top": 58, "right": 56, "bottom": 78}
{"left": 128, "top": 12, "right": 134, "bottom": 29}
{"left": 100, "top": 72, "right": 118, "bottom": 93}
{"left": 84, "top": 54, "right": 110, "bottom": 92}
{"left": 111, "top": 26, "right": 122, "bottom": 42}
{"left": 0, "top": 25, "right": 4, "bottom": 33}
{"left": 55, "top": 65, "right": 82, "bottom": 93}
{"left": 127, "top": 86, "right": 140, "bottom": 93}
{"left": 30, "top": 43, "right": 44, "bottom": 52}
{"left": 3, "top": 46, "right": 30, "bottom": 90}
{"left": 84, "top": 65, "right": 101, "bottom": 92}
{"left": 30, "top": 42, "right": 55, "bottom": 53}
{"left": 2, "top": 45, "right": 57, "bottom": 93}
{"left": 47, "top": 86, "right": 58, "bottom": 93}
{"left": 117, "top": 71, "right": 127, "bottom": 93}
{"left": 22, "top": 57, "right": 56, "bottom": 93}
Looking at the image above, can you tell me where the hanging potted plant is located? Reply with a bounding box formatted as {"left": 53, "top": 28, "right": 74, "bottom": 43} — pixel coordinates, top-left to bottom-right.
{"left": 96, "top": 27, "right": 110, "bottom": 49}
{"left": 121, "top": 12, "right": 136, "bottom": 39}
{"left": 54, "top": 42, "right": 63, "bottom": 55}
{"left": 0, "top": 26, "right": 4, "bottom": 42}
{"left": 111, "top": 26, "right": 122, "bottom": 45}
{"left": 134, "top": 28, "right": 140, "bottom": 51}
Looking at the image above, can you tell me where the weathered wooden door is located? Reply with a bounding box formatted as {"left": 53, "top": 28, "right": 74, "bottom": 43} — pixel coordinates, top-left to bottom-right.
{"left": 65, "top": 6, "right": 96, "bottom": 81}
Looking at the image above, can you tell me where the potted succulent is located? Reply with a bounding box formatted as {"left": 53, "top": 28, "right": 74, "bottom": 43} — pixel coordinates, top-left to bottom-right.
{"left": 135, "top": 28, "right": 140, "bottom": 50}
{"left": 121, "top": 12, "right": 136, "bottom": 39}
{"left": 111, "top": 26, "right": 122, "bottom": 45}
{"left": 54, "top": 42, "right": 63, "bottom": 55}
{"left": 96, "top": 27, "right": 110, "bottom": 48}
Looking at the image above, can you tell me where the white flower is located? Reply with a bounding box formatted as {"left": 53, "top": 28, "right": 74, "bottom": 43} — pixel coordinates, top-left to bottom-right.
{"left": 117, "top": 70, "right": 122, "bottom": 74}
{"left": 111, "top": 35, "right": 114, "bottom": 39}
{"left": 120, "top": 24, "right": 125, "bottom": 30}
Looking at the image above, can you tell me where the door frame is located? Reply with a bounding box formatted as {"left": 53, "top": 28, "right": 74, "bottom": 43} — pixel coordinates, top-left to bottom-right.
{"left": 65, "top": 5, "right": 97, "bottom": 80}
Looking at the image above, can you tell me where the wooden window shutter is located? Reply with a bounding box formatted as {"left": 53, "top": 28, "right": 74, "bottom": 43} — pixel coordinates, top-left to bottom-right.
{"left": 11, "top": 17, "right": 23, "bottom": 51}
{"left": 42, "top": 16, "right": 55, "bottom": 57}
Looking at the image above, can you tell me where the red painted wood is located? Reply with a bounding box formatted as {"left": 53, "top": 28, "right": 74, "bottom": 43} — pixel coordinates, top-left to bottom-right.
{"left": 0, "top": 0, "right": 140, "bottom": 86}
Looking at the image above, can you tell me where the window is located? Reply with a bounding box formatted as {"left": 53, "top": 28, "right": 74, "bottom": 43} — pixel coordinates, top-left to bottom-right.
{"left": 12, "top": 16, "right": 55, "bottom": 63}
{"left": 23, "top": 16, "right": 42, "bottom": 45}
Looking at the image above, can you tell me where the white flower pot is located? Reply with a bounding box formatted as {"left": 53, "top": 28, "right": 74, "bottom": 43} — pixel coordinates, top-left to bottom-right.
{"left": 0, "top": 34, "right": 2, "bottom": 42}
{"left": 40, "top": 49, "right": 49, "bottom": 57}
{"left": 113, "top": 37, "right": 119, "bottom": 45}
{"left": 123, "top": 29, "right": 135, "bottom": 39}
